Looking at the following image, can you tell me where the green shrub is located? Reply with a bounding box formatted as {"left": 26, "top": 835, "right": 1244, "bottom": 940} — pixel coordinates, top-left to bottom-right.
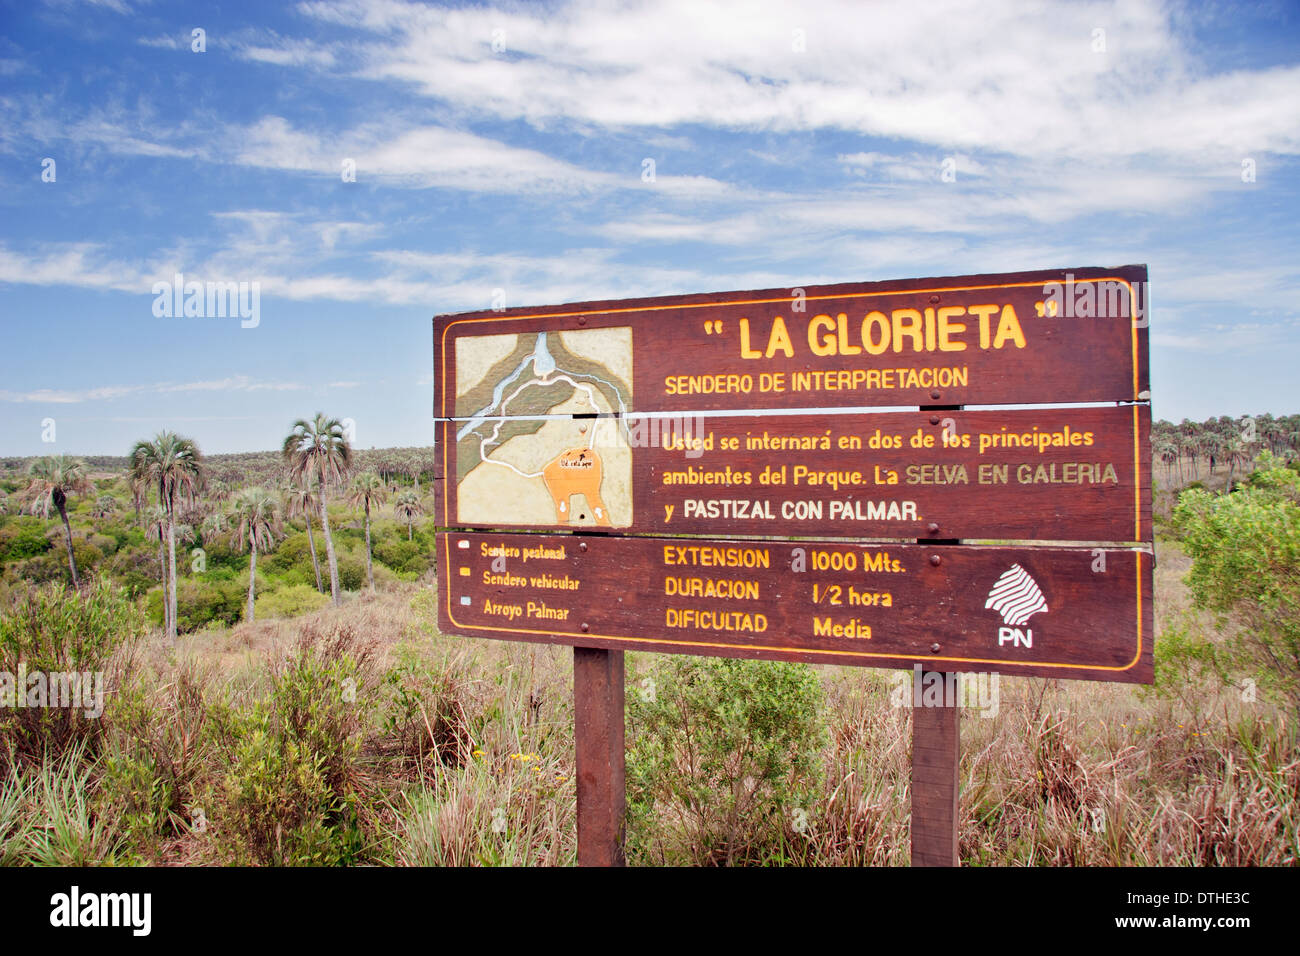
{"left": 98, "top": 663, "right": 210, "bottom": 859}
{"left": 204, "top": 623, "right": 377, "bottom": 865}
{"left": 0, "top": 579, "right": 144, "bottom": 773}
{"left": 146, "top": 577, "right": 246, "bottom": 632}
{"left": 379, "top": 643, "right": 479, "bottom": 774}
{"left": 625, "top": 654, "right": 825, "bottom": 865}
{"left": 373, "top": 537, "right": 430, "bottom": 576}
{"left": 1175, "top": 456, "right": 1300, "bottom": 712}
{"left": 87, "top": 533, "right": 118, "bottom": 556}
{"left": 69, "top": 539, "right": 105, "bottom": 574}
{"left": 0, "top": 520, "right": 51, "bottom": 561}
{"left": 103, "top": 546, "right": 161, "bottom": 598}
{"left": 262, "top": 531, "right": 321, "bottom": 578}
{"left": 255, "top": 583, "right": 331, "bottom": 620}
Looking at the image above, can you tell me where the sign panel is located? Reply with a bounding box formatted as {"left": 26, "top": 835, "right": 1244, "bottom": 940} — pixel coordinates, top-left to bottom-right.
{"left": 431, "top": 266, "right": 1155, "bottom": 686}
{"left": 436, "top": 404, "right": 1151, "bottom": 542}
{"left": 436, "top": 532, "right": 1153, "bottom": 683}
{"left": 433, "top": 265, "right": 1149, "bottom": 415}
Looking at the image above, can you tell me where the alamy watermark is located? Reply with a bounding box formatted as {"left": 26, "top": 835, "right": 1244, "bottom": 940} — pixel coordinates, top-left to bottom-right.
{"left": 151, "top": 273, "right": 260, "bottom": 328}
{"left": 0, "top": 664, "right": 104, "bottom": 718}
{"left": 1039, "top": 274, "right": 1149, "bottom": 327}
{"left": 889, "top": 665, "right": 1000, "bottom": 718}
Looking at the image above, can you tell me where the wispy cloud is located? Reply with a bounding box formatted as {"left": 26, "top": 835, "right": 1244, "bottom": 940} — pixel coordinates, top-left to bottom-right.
{"left": 0, "top": 376, "right": 306, "bottom": 405}
{"left": 292, "top": 0, "right": 1300, "bottom": 163}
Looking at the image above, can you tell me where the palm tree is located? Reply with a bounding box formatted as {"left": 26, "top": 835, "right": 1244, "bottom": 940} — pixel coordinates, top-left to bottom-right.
{"left": 347, "top": 471, "right": 387, "bottom": 592}
{"left": 394, "top": 489, "right": 423, "bottom": 541}
{"left": 129, "top": 432, "right": 205, "bottom": 643}
{"left": 282, "top": 475, "right": 324, "bottom": 593}
{"left": 282, "top": 414, "right": 352, "bottom": 606}
{"left": 25, "top": 455, "right": 92, "bottom": 587}
{"left": 228, "top": 488, "right": 281, "bottom": 623}
{"left": 200, "top": 510, "right": 228, "bottom": 543}
{"left": 1224, "top": 436, "right": 1247, "bottom": 493}
{"left": 90, "top": 494, "right": 117, "bottom": 518}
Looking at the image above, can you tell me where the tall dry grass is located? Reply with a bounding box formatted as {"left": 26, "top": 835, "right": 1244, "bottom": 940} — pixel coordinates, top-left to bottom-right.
{"left": 1, "top": 540, "right": 1296, "bottom": 866}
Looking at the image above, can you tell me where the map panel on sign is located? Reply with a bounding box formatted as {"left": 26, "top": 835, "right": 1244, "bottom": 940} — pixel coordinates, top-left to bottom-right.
{"left": 453, "top": 328, "right": 634, "bottom": 528}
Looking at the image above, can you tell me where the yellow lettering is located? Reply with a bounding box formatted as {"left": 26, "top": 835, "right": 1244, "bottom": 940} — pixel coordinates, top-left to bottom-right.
{"left": 969, "top": 304, "right": 998, "bottom": 349}
{"left": 739, "top": 317, "right": 762, "bottom": 359}
{"left": 862, "top": 311, "right": 890, "bottom": 354}
{"left": 993, "top": 304, "right": 1026, "bottom": 349}
{"left": 809, "top": 314, "right": 837, "bottom": 357}
{"left": 765, "top": 315, "right": 794, "bottom": 358}
{"left": 937, "top": 306, "right": 967, "bottom": 351}
{"left": 836, "top": 313, "right": 861, "bottom": 355}
{"left": 891, "top": 309, "right": 924, "bottom": 353}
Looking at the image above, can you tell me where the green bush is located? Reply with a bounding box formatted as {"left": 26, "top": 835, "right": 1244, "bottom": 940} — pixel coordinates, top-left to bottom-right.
{"left": 0, "top": 579, "right": 145, "bottom": 773}
{"left": 255, "top": 584, "right": 331, "bottom": 620}
{"left": 373, "top": 537, "right": 430, "bottom": 576}
{"left": 98, "top": 664, "right": 210, "bottom": 860}
{"left": 625, "top": 654, "right": 825, "bottom": 865}
{"left": 204, "top": 623, "right": 376, "bottom": 865}
{"left": 69, "top": 540, "right": 104, "bottom": 574}
{"left": 0, "top": 520, "right": 51, "bottom": 561}
{"left": 262, "top": 531, "right": 321, "bottom": 578}
{"left": 1174, "top": 454, "right": 1300, "bottom": 712}
{"left": 87, "top": 533, "right": 118, "bottom": 556}
{"left": 146, "top": 577, "right": 246, "bottom": 632}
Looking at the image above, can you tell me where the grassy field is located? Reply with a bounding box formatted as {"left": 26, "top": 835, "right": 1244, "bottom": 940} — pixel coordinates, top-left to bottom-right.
{"left": 2, "top": 534, "right": 1294, "bottom": 867}
{"left": 2, "top": 443, "right": 1297, "bottom": 866}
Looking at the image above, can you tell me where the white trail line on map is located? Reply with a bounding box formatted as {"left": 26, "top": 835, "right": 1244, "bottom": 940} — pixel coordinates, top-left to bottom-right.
{"left": 479, "top": 374, "right": 602, "bottom": 479}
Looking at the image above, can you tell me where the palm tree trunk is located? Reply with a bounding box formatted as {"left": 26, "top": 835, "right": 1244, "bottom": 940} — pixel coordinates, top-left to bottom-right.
{"left": 247, "top": 541, "right": 258, "bottom": 623}
{"left": 166, "top": 512, "right": 179, "bottom": 643}
{"left": 364, "top": 501, "right": 375, "bottom": 592}
{"left": 305, "top": 512, "right": 323, "bottom": 593}
{"left": 319, "top": 469, "right": 341, "bottom": 606}
{"left": 57, "top": 500, "right": 80, "bottom": 588}
{"left": 158, "top": 542, "right": 171, "bottom": 635}
{"left": 407, "top": 520, "right": 413, "bottom": 542}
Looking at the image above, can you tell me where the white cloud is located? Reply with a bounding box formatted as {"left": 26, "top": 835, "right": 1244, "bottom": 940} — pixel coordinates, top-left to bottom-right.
{"left": 236, "top": 35, "right": 337, "bottom": 68}
{"left": 294, "top": 0, "right": 1300, "bottom": 163}
{"left": 227, "top": 115, "right": 738, "bottom": 196}
{"left": 0, "top": 375, "right": 305, "bottom": 404}
{"left": 137, "top": 33, "right": 188, "bottom": 50}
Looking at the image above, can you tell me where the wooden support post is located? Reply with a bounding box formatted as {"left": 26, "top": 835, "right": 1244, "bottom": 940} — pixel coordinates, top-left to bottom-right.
{"left": 911, "top": 401, "right": 964, "bottom": 867}
{"left": 911, "top": 676, "right": 960, "bottom": 866}
{"left": 573, "top": 646, "right": 626, "bottom": 867}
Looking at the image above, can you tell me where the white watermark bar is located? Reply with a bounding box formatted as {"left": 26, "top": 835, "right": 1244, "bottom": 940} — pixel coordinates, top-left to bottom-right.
{"left": 890, "top": 664, "right": 1000, "bottom": 718}
{"left": 0, "top": 665, "right": 104, "bottom": 718}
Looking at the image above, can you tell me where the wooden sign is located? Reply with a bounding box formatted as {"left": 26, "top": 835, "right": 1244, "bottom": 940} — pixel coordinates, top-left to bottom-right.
{"left": 435, "top": 404, "right": 1151, "bottom": 542}
{"left": 433, "top": 265, "right": 1149, "bottom": 415}
{"left": 430, "top": 264, "right": 1155, "bottom": 867}
{"left": 437, "top": 532, "right": 1152, "bottom": 684}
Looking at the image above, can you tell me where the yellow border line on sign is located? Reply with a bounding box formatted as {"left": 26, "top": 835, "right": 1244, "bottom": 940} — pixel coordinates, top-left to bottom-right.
{"left": 440, "top": 536, "right": 1147, "bottom": 674}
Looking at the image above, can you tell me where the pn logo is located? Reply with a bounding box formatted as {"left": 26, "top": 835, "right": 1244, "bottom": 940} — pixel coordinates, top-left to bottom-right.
{"left": 985, "top": 564, "right": 1048, "bottom": 648}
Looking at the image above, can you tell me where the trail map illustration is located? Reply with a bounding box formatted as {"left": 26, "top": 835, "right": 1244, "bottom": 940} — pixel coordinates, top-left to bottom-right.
{"left": 453, "top": 327, "right": 633, "bottom": 527}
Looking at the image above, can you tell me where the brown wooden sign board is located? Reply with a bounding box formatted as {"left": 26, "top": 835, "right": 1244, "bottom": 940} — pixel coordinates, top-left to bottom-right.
{"left": 430, "top": 264, "right": 1155, "bottom": 867}
{"left": 433, "top": 265, "right": 1149, "bottom": 415}
{"left": 435, "top": 404, "right": 1151, "bottom": 542}
{"left": 436, "top": 532, "right": 1153, "bottom": 684}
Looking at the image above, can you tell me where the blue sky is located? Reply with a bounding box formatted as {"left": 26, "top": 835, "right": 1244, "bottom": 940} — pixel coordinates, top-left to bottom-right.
{"left": 0, "top": 0, "right": 1297, "bottom": 456}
